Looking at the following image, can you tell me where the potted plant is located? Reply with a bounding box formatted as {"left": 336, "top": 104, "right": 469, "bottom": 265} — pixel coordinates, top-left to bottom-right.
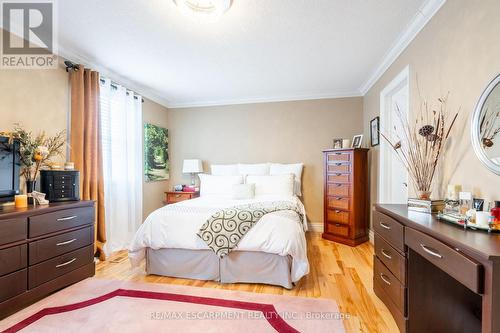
{"left": 12, "top": 125, "right": 66, "bottom": 198}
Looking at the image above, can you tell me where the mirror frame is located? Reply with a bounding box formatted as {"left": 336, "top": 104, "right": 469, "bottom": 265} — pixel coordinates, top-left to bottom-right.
{"left": 471, "top": 74, "right": 500, "bottom": 175}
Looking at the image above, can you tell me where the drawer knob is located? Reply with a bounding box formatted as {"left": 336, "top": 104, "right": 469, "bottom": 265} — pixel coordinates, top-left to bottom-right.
{"left": 175, "top": 194, "right": 181, "bottom": 198}
{"left": 335, "top": 210, "right": 341, "bottom": 213}
{"left": 380, "top": 273, "right": 392, "bottom": 286}
{"left": 336, "top": 197, "right": 342, "bottom": 200}
{"left": 56, "top": 238, "right": 77, "bottom": 246}
{"left": 335, "top": 223, "right": 341, "bottom": 227}
{"left": 336, "top": 184, "right": 342, "bottom": 187}
{"left": 379, "top": 222, "right": 391, "bottom": 230}
{"left": 336, "top": 173, "right": 341, "bottom": 176}
{"left": 420, "top": 244, "right": 443, "bottom": 259}
{"left": 336, "top": 163, "right": 342, "bottom": 166}
{"left": 381, "top": 249, "right": 392, "bottom": 260}
{"left": 56, "top": 258, "right": 76, "bottom": 268}
{"left": 57, "top": 215, "right": 77, "bottom": 221}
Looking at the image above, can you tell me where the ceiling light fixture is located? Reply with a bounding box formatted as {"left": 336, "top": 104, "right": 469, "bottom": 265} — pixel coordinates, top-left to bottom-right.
{"left": 173, "top": 0, "right": 232, "bottom": 19}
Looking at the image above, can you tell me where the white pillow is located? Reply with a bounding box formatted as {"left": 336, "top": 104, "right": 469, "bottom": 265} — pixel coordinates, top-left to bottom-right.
{"left": 232, "top": 183, "right": 255, "bottom": 200}
{"left": 238, "top": 163, "right": 270, "bottom": 176}
{"left": 199, "top": 174, "right": 243, "bottom": 197}
{"left": 269, "top": 163, "right": 304, "bottom": 196}
{"left": 246, "top": 174, "right": 294, "bottom": 197}
{"left": 211, "top": 164, "right": 239, "bottom": 176}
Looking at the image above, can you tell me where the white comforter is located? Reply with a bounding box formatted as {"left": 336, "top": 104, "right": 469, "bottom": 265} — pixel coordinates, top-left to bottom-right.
{"left": 128, "top": 195, "right": 309, "bottom": 282}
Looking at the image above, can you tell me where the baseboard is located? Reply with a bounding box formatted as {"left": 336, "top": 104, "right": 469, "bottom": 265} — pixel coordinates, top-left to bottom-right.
{"left": 369, "top": 229, "right": 374, "bottom": 244}
{"left": 307, "top": 222, "right": 323, "bottom": 233}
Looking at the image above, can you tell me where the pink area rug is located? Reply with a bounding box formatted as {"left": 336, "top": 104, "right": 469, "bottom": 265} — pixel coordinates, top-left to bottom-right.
{"left": 0, "top": 279, "right": 346, "bottom": 333}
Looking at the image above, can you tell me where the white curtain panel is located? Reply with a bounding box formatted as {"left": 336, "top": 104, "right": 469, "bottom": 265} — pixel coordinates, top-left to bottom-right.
{"left": 100, "top": 79, "right": 143, "bottom": 256}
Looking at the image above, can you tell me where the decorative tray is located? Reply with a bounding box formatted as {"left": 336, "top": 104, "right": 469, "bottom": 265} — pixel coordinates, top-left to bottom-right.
{"left": 437, "top": 213, "right": 500, "bottom": 233}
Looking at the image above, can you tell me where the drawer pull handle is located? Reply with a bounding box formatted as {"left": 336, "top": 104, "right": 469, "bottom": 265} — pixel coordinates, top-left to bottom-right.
{"left": 56, "top": 258, "right": 76, "bottom": 268}
{"left": 57, "top": 215, "right": 77, "bottom": 221}
{"left": 380, "top": 273, "right": 391, "bottom": 286}
{"left": 335, "top": 210, "right": 341, "bottom": 213}
{"left": 381, "top": 249, "right": 392, "bottom": 260}
{"left": 420, "top": 244, "right": 443, "bottom": 259}
{"left": 336, "top": 184, "right": 342, "bottom": 187}
{"left": 336, "top": 163, "right": 342, "bottom": 166}
{"left": 336, "top": 173, "right": 341, "bottom": 176}
{"left": 379, "top": 222, "right": 391, "bottom": 230}
{"left": 336, "top": 197, "right": 343, "bottom": 200}
{"left": 56, "top": 238, "right": 77, "bottom": 246}
{"left": 335, "top": 223, "right": 341, "bottom": 227}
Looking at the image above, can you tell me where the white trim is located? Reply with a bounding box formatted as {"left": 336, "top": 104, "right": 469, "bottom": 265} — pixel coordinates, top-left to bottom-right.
{"left": 167, "top": 91, "right": 362, "bottom": 109}
{"left": 359, "top": 0, "right": 446, "bottom": 95}
{"left": 379, "top": 66, "right": 409, "bottom": 204}
{"left": 57, "top": 46, "right": 172, "bottom": 108}
{"left": 307, "top": 222, "right": 324, "bottom": 233}
{"left": 369, "top": 229, "right": 374, "bottom": 244}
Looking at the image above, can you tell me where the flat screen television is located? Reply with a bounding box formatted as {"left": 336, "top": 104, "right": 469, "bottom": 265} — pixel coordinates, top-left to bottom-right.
{"left": 0, "top": 136, "right": 20, "bottom": 203}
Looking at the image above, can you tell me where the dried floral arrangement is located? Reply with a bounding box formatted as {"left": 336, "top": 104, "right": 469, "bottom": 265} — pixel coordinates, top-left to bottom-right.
{"left": 380, "top": 94, "right": 459, "bottom": 200}
{"left": 480, "top": 106, "right": 500, "bottom": 148}
{"left": 2, "top": 125, "right": 66, "bottom": 183}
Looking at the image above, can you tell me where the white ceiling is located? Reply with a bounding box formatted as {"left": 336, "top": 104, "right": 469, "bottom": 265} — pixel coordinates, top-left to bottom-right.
{"left": 50, "top": 1, "right": 442, "bottom": 107}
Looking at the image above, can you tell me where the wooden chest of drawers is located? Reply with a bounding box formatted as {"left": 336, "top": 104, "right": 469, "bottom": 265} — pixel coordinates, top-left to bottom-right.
{"left": 0, "top": 201, "right": 95, "bottom": 319}
{"left": 322, "top": 148, "right": 369, "bottom": 246}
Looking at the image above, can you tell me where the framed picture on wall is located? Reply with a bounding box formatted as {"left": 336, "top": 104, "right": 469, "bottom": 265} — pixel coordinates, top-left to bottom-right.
{"left": 144, "top": 123, "right": 170, "bottom": 182}
{"left": 352, "top": 134, "right": 363, "bottom": 148}
{"left": 370, "top": 116, "right": 380, "bottom": 146}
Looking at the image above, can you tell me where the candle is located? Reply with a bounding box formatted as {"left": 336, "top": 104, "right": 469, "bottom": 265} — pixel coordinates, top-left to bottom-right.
{"left": 446, "top": 184, "right": 462, "bottom": 201}
{"left": 15, "top": 195, "right": 28, "bottom": 208}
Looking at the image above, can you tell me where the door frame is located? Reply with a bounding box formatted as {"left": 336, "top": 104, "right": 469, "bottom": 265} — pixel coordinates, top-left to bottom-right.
{"left": 378, "top": 66, "right": 409, "bottom": 203}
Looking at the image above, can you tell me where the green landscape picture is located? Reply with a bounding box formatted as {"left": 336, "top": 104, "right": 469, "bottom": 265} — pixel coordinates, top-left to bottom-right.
{"left": 144, "top": 124, "right": 169, "bottom": 182}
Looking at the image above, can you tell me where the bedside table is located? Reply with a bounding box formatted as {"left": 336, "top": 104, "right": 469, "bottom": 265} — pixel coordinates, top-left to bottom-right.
{"left": 164, "top": 191, "right": 200, "bottom": 205}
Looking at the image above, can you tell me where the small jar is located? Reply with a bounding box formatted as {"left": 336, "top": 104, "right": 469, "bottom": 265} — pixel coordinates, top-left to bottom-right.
{"left": 490, "top": 201, "right": 500, "bottom": 230}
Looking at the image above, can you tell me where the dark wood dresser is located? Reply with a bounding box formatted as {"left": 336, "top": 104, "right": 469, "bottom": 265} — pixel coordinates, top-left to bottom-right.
{"left": 374, "top": 204, "right": 500, "bottom": 333}
{"left": 322, "top": 148, "right": 369, "bottom": 246}
{"left": 0, "top": 201, "right": 95, "bottom": 319}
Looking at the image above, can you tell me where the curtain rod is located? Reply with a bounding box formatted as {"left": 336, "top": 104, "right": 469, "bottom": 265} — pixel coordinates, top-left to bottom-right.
{"left": 65, "top": 60, "right": 144, "bottom": 103}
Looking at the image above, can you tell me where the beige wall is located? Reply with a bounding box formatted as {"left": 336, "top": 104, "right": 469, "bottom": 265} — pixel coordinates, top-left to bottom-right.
{"left": 168, "top": 98, "right": 364, "bottom": 223}
{"left": 0, "top": 37, "right": 168, "bottom": 218}
{"left": 142, "top": 99, "right": 169, "bottom": 219}
{"left": 363, "top": 0, "right": 500, "bottom": 221}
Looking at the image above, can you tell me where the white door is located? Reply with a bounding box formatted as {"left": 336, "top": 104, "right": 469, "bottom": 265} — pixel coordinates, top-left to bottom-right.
{"left": 379, "top": 67, "right": 409, "bottom": 204}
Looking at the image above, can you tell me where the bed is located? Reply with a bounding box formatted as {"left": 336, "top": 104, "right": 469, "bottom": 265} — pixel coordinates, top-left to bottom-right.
{"left": 128, "top": 163, "right": 309, "bottom": 289}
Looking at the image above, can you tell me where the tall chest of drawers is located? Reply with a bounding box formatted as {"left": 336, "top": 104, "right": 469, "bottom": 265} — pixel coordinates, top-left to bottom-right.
{"left": 0, "top": 201, "right": 95, "bottom": 319}
{"left": 322, "top": 148, "right": 369, "bottom": 246}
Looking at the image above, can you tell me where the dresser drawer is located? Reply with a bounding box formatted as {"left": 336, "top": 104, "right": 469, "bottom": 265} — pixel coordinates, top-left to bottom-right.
{"left": 28, "top": 207, "right": 94, "bottom": 238}
{"left": 28, "top": 244, "right": 94, "bottom": 289}
{"left": 0, "top": 269, "right": 27, "bottom": 303}
{"left": 167, "top": 192, "right": 193, "bottom": 203}
{"left": 327, "top": 197, "right": 350, "bottom": 211}
{"left": 29, "top": 226, "right": 94, "bottom": 265}
{"left": 375, "top": 234, "right": 406, "bottom": 284}
{"left": 326, "top": 209, "right": 349, "bottom": 224}
{"left": 373, "top": 211, "right": 405, "bottom": 253}
{"left": 0, "top": 244, "right": 27, "bottom": 276}
{"left": 326, "top": 173, "right": 350, "bottom": 183}
{"left": 325, "top": 222, "right": 349, "bottom": 237}
{"left": 327, "top": 183, "right": 349, "bottom": 197}
{"left": 405, "top": 227, "right": 483, "bottom": 293}
{"left": 0, "top": 218, "right": 27, "bottom": 246}
{"left": 326, "top": 163, "right": 350, "bottom": 174}
{"left": 326, "top": 151, "right": 351, "bottom": 163}
{"left": 374, "top": 256, "right": 406, "bottom": 312}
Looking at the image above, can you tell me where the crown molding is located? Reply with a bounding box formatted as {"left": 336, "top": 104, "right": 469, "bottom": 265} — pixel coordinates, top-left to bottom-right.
{"left": 57, "top": 45, "right": 172, "bottom": 108}
{"left": 358, "top": 0, "right": 446, "bottom": 95}
{"left": 167, "top": 91, "right": 363, "bottom": 109}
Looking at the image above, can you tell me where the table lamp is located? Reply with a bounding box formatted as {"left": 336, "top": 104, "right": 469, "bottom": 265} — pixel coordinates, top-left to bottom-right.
{"left": 182, "top": 159, "right": 203, "bottom": 185}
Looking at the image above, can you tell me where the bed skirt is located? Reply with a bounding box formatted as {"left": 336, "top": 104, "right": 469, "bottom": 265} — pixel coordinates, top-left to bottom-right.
{"left": 146, "top": 248, "right": 294, "bottom": 289}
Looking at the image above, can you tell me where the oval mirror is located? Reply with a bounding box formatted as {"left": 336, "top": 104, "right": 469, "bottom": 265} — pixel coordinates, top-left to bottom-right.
{"left": 472, "top": 74, "right": 500, "bottom": 175}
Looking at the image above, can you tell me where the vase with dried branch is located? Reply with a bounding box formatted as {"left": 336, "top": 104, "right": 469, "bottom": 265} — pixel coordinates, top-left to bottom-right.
{"left": 380, "top": 94, "right": 459, "bottom": 200}
{"left": 10, "top": 124, "right": 66, "bottom": 196}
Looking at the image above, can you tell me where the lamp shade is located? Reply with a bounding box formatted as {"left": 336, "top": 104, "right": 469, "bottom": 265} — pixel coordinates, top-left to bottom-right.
{"left": 182, "top": 159, "right": 203, "bottom": 173}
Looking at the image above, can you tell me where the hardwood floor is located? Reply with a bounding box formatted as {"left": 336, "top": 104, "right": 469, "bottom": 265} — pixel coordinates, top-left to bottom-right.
{"left": 95, "top": 232, "right": 399, "bottom": 333}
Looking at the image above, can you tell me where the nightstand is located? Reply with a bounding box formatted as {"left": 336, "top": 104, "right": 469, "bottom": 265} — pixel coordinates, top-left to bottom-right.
{"left": 164, "top": 191, "right": 200, "bottom": 205}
